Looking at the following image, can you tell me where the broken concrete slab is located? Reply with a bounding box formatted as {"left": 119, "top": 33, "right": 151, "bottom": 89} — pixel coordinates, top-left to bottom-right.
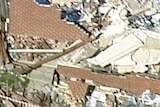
{"left": 132, "top": 48, "right": 160, "bottom": 65}
{"left": 112, "top": 54, "right": 135, "bottom": 66}
{"left": 145, "top": 37, "right": 160, "bottom": 49}
{"left": 97, "top": 34, "right": 112, "bottom": 49}
{"left": 133, "top": 64, "right": 148, "bottom": 73}
{"left": 70, "top": 42, "right": 98, "bottom": 63}
{"left": 87, "top": 35, "right": 143, "bottom": 67}
{"left": 116, "top": 65, "right": 135, "bottom": 74}
{"left": 123, "top": 0, "right": 152, "bottom": 15}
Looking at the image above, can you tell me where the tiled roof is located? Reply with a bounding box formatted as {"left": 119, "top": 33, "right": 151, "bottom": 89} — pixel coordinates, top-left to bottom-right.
{"left": 57, "top": 65, "right": 125, "bottom": 86}
{"left": 69, "top": 81, "right": 88, "bottom": 101}
{"left": 57, "top": 65, "right": 94, "bottom": 80}
{"left": 9, "top": 0, "right": 89, "bottom": 42}
{"left": 57, "top": 65, "right": 160, "bottom": 95}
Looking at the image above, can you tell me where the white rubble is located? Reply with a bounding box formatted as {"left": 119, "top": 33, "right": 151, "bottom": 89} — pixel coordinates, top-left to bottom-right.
{"left": 87, "top": 34, "right": 143, "bottom": 67}
{"left": 86, "top": 90, "right": 107, "bottom": 107}
{"left": 112, "top": 54, "right": 135, "bottom": 66}
{"left": 132, "top": 48, "right": 160, "bottom": 65}
{"left": 88, "top": 29, "right": 160, "bottom": 74}
{"left": 139, "top": 89, "right": 160, "bottom": 106}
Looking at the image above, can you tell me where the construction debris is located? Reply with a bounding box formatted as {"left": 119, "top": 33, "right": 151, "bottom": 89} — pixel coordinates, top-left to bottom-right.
{"left": 6, "top": 34, "right": 69, "bottom": 62}
{"left": 0, "top": 0, "right": 160, "bottom": 107}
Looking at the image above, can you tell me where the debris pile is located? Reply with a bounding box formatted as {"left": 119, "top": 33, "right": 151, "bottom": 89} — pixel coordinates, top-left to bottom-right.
{"left": 0, "top": 0, "right": 160, "bottom": 106}
{"left": 6, "top": 34, "right": 69, "bottom": 62}
{"left": 87, "top": 29, "right": 160, "bottom": 75}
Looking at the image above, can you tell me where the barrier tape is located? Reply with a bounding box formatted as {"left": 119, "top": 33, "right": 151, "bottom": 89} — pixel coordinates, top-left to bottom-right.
{"left": 0, "top": 94, "right": 41, "bottom": 107}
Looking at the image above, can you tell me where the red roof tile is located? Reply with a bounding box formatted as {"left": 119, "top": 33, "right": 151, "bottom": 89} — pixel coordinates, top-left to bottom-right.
{"left": 57, "top": 65, "right": 94, "bottom": 80}
{"left": 69, "top": 81, "right": 88, "bottom": 101}
{"left": 9, "top": 0, "right": 89, "bottom": 42}
{"left": 57, "top": 65, "right": 124, "bottom": 86}
{"left": 57, "top": 65, "right": 160, "bottom": 95}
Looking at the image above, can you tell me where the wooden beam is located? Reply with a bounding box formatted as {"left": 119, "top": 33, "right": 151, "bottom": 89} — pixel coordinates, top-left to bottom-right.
{"left": 9, "top": 49, "right": 63, "bottom": 53}
{"left": 15, "top": 39, "right": 91, "bottom": 74}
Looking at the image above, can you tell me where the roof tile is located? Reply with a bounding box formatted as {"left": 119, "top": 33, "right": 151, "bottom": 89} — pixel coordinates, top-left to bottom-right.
{"left": 57, "top": 65, "right": 160, "bottom": 95}
{"left": 9, "top": 0, "right": 89, "bottom": 42}
{"left": 69, "top": 81, "right": 88, "bottom": 101}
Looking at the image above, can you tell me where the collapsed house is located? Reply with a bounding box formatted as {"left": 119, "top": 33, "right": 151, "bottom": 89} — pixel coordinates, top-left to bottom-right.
{"left": 2, "top": 0, "right": 160, "bottom": 106}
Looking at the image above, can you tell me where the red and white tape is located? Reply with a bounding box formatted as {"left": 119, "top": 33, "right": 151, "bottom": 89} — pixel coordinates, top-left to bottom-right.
{"left": 0, "top": 94, "right": 41, "bottom": 107}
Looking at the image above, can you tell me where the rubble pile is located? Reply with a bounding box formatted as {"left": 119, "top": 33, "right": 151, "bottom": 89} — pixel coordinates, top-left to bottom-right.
{"left": 6, "top": 34, "right": 69, "bottom": 62}
{"left": 57, "top": 0, "right": 160, "bottom": 75}
{"left": 60, "top": 0, "right": 130, "bottom": 37}
{"left": 87, "top": 30, "right": 160, "bottom": 75}
{"left": 60, "top": 0, "right": 160, "bottom": 37}
{"left": 0, "top": 0, "right": 160, "bottom": 106}
{"left": 118, "top": 89, "right": 160, "bottom": 107}
{"left": 60, "top": 0, "right": 116, "bottom": 37}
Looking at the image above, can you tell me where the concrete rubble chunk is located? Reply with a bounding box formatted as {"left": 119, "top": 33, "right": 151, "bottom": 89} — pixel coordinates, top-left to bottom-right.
{"left": 145, "top": 37, "right": 160, "bottom": 49}
{"left": 86, "top": 90, "right": 107, "bottom": 107}
{"left": 123, "top": 0, "right": 152, "bottom": 15}
{"left": 116, "top": 65, "right": 135, "bottom": 74}
{"left": 113, "top": 54, "right": 135, "bottom": 66}
{"left": 139, "top": 89, "right": 160, "bottom": 106}
{"left": 70, "top": 42, "right": 99, "bottom": 63}
{"left": 132, "top": 48, "right": 160, "bottom": 65}
{"left": 133, "top": 64, "right": 148, "bottom": 73}
{"left": 87, "top": 34, "right": 143, "bottom": 67}
{"left": 97, "top": 34, "right": 113, "bottom": 49}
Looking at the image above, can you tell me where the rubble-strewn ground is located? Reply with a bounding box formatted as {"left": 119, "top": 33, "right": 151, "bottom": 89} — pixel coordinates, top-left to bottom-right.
{"left": 6, "top": 34, "right": 70, "bottom": 62}
{"left": 0, "top": 0, "right": 160, "bottom": 106}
